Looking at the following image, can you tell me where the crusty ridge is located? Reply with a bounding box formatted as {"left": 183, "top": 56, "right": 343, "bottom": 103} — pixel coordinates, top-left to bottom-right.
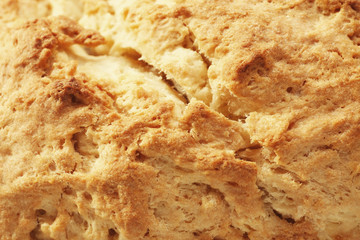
{"left": 1, "top": 0, "right": 360, "bottom": 239}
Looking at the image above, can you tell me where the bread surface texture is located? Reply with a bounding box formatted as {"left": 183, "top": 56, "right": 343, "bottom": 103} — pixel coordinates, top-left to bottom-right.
{"left": 1, "top": 0, "right": 360, "bottom": 239}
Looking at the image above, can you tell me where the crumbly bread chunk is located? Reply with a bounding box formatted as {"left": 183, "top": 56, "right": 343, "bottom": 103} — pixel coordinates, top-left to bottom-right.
{"left": 1, "top": 0, "right": 360, "bottom": 239}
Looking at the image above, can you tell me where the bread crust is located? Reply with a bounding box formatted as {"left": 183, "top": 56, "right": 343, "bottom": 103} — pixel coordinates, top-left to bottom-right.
{"left": 1, "top": 0, "right": 360, "bottom": 239}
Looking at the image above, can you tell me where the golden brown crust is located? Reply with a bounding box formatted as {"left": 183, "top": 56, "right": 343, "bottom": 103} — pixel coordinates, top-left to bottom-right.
{"left": 1, "top": 0, "right": 360, "bottom": 239}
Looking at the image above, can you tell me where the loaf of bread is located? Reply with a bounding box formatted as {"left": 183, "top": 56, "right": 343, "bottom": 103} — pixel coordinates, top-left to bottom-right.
{"left": 1, "top": 0, "right": 360, "bottom": 239}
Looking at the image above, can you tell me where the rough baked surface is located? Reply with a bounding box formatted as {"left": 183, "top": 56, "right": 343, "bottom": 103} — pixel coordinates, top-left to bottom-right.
{"left": 1, "top": 0, "right": 360, "bottom": 239}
